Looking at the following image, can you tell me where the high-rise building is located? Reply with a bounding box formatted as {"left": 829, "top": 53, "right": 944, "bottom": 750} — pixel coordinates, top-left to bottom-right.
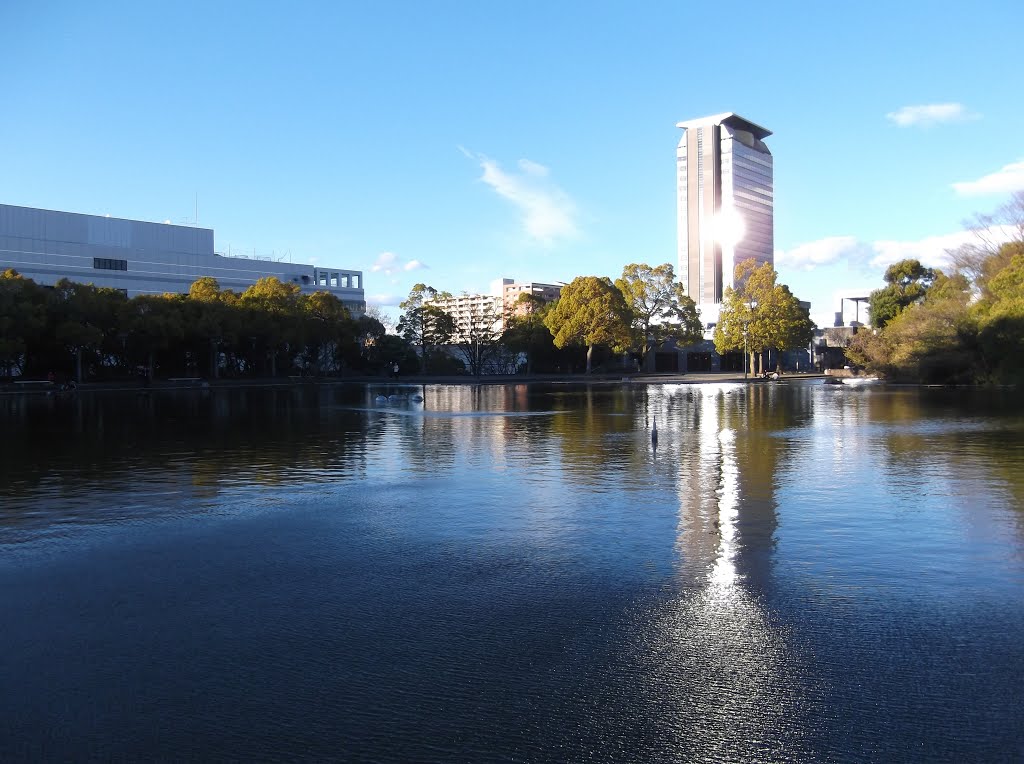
{"left": 676, "top": 113, "right": 773, "bottom": 325}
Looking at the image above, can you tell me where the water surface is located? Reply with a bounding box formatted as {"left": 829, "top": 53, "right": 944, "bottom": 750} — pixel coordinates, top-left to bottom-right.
{"left": 1, "top": 382, "right": 1022, "bottom": 761}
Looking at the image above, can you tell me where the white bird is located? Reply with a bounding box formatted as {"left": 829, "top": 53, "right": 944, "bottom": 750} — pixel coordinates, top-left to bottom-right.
{"left": 375, "top": 395, "right": 388, "bottom": 404}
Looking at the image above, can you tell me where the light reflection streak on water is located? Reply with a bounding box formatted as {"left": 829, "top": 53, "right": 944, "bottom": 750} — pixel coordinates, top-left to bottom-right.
{"left": 644, "top": 385, "right": 807, "bottom": 761}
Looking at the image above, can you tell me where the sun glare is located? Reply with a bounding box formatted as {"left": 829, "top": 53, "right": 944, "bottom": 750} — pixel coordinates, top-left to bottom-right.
{"left": 716, "top": 206, "right": 746, "bottom": 246}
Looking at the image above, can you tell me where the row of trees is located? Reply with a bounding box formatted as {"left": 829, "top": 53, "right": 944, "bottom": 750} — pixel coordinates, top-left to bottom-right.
{"left": 0, "top": 272, "right": 389, "bottom": 382}
{"left": 2, "top": 256, "right": 815, "bottom": 382}
{"left": 848, "top": 193, "right": 1024, "bottom": 384}
{"left": 394, "top": 264, "right": 707, "bottom": 375}
{"left": 396, "top": 260, "right": 814, "bottom": 375}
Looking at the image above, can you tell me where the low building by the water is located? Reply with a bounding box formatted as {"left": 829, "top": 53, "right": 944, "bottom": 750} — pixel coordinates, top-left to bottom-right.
{"left": 0, "top": 203, "right": 365, "bottom": 315}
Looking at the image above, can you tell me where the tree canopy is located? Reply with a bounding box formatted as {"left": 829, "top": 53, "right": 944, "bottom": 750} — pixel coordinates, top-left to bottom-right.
{"left": 0, "top": 271, "right": 394, "bottom": 382}
{"left": 502, "top": 293, "right": 559, "bottom": 374}
{"left": 868, "top": 259, "right": 936, "bottom": 328}
{"left": 543, "top": 276, "right": 631, "bottom": 373}
{"left": 714, "top": 259, "right": 814, "bottom": 373}
{"left": 614, "top": 263, "right": 703, "bottom": 361}
{"left": 396, "top": 284, "right": 456, "bottom": 373}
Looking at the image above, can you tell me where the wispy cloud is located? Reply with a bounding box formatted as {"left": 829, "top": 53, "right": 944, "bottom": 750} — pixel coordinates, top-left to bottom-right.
{"left": 886, "top": 102, "right": 979, "bottom": 127}
{"left": 777, "top": 230, "right": 999, "bottom": 273}
{"left": 952, "top": 160, "right": 1024, "bottom": 196}
{"left": 462, "top": 148, "right": 579, "bottom": 245}
{"left": 371, "top": 251, "right": 427, "bottom": 276}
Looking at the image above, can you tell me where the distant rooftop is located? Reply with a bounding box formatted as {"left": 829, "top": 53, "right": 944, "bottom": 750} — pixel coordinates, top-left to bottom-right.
{"left": 676, "top": 112, "right": 772, "bottom": 140}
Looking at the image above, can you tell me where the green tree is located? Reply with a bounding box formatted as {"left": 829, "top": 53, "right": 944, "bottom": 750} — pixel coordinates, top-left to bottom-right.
{"left": 185, "top": 277, "right": 238, "bottom": 379}
{"left": 239, "top": 277, "right": 301, "bottom": 377}
{"left": 543, "top": 276, "right": 631, "bottom": 373}
{"left": 614, "top": 263, "right": 703, "bottom": 367}
{"left": 868, "top": 259, "right": 936, "bottom": 328}
{"left": 397, "top": 284, "right": 456, "bottom": 373}
{"left": 50, "top": 279, "right": 126, "bottom": 382}
{"left": 121, "top": 294, "right": 185, "bottom": 381}
{"left": 367, "top": 333, "right": 419, "bottom": 374}
{"left": 0, "top": 269, "right": 47, "bottom": 376}
{"left": 970, "top": 246, "right": 1024, "bottom": 383}
{"left": 849, "top": 271, "right": 974, "bottom": 383}
{"left": 502, "top": 293, "right": 558, "bottom": 374}
{"left": 298, "top": 290, "right": 354, "bottom": 375}
{"left": 354, "top": 313, "right": 387, "bottom": 370}
{"left": 714, "top": 260, "right": 814, "bottom": 374}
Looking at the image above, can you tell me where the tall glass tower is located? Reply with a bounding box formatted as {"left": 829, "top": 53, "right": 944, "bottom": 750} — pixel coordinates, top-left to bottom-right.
{"left": 676, "top": 113, "right": 773, "bottom": 324}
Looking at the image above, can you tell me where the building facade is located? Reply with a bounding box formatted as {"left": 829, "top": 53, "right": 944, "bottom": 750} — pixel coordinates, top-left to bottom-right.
{"left": 676, "top": 113, "right": 773, "bottom": 326}
{"left": 0, "top": 203, "right": 365, "bottom": 314}
{"left": 429, "top": 279, "right": 564, "bottom": 344}
{"left": 430, "top": 292, "right": 505, "bottom": 344}
{"left": 497, "top": 279, "right": 563, "bottom": 316}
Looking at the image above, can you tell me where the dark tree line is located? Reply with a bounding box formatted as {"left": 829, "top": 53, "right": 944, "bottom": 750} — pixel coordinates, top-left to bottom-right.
{"left": 0, "top": 272, "right": 390, "bottom": 382}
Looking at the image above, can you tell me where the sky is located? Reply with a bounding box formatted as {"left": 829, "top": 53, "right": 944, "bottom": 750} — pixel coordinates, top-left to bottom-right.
{"left": 2, "top": 0, "right": 1022, "bottom": 328}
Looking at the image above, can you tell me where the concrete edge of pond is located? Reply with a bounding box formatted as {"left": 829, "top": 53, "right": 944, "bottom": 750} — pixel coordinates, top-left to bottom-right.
{"left": 1, "top": 371, "right": 835, "bottom": 394}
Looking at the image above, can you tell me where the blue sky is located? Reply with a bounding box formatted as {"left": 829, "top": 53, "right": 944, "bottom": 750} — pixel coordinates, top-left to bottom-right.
{"left": 2, "top": 0, "right": 1021, "bottom": 327}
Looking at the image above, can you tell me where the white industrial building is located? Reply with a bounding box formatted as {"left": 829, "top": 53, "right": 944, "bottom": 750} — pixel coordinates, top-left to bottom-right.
{"left": 0, "top": 203, "right": 365, "bottom": 315}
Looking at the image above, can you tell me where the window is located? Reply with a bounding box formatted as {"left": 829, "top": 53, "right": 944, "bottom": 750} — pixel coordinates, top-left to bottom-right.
{"left": 93, "top": 257, "right": 127, "bottom": 271}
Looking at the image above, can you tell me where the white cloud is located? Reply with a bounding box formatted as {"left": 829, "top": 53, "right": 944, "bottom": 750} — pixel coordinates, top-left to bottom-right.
{"left": 952, "top": 160, "right": 1024, "bottom": 196}
{"left": 868, "top": 231, "right": 976, "bottom": 269}
{"left": 366, "top": 293, "right": 403, "bottom": 308}
{"left": 886, "top": 102, "right": 979, "bottom": 127}
{"left": 464, "top": 149, "right": 579, "bottom": 244}
{"left": 371, "top": 251, "right": 426, "bottom": 276}
{"left": 775, "top": 236, "right": 869, "bottom": 270}
{"left": 780, "top": 226, "right": 1020, "bottom": 276}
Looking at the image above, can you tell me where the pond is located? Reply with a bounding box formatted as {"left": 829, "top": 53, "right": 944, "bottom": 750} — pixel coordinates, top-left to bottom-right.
{"left": 1, "top": 381, "right": 1022, "bottom": 762}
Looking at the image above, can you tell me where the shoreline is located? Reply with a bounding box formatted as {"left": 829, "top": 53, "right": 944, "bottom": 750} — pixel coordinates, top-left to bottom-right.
{"left": 1, "top": 371, "right": 829, "bottom": 395}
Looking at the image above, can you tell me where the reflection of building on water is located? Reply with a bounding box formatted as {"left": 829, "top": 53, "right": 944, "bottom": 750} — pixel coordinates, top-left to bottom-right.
{"left": 664, "top": 384, "right": 780, "bottom": 589}
{"left": 633, "top": 385, "right": 809, "bottom": 758}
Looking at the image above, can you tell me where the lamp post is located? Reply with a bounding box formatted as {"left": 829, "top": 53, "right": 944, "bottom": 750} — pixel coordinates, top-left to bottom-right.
{"left": 743, "top": 323, "right": 749, "bottom": 380}
{"left": 744, "top": 300, "right": 758, "bottom": 379}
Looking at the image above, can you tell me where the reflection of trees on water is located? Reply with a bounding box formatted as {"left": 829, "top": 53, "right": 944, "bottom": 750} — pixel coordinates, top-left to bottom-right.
{"left": 861, "top": 388, "right": 1024, "bottom": 542}
{"left": 545, "top": 385, "right": 652, "bottom": 486}
{"left": 389, "top": 384, "right": 655, "bottom": 486}
{"left": 0, "top": 387, "right": 375, "bottom": 532}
